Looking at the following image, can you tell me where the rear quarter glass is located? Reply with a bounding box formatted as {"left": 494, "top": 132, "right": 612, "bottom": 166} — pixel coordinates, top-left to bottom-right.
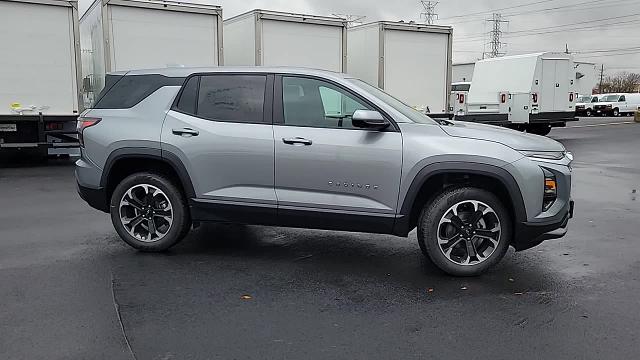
{"left": 94, "top": 75, "right": 184, "bottom": 109}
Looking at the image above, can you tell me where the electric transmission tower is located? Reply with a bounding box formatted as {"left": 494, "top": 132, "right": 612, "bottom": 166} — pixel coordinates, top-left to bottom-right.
{"left": 484, "top": 13, "right": 508, "bottom": 58}
{"left": 420, "top": 1, "right": 438, "bottom": 24}
{"left": 332, "top": 13, "right": 366, "bottom": 27}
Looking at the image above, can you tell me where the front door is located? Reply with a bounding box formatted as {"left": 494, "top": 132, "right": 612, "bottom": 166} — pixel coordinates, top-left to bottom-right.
{"left": 272, "top": 75, "right": 403, "bottom": 233}
{"left": 161, "top": 73, "right": 276, "bottom": 222}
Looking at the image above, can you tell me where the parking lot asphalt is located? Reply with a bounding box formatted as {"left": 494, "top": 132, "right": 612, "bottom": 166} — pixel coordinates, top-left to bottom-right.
{"left": 1, "top": 117, "right": 639, "bottom": 359}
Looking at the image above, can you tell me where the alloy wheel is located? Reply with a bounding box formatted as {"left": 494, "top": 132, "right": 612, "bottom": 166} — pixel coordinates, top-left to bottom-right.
{"left": 437, "top": 200, "right": 501, "bottom": 266}
{"left": 119, "top": 184, "right": 173, "bottom": 242}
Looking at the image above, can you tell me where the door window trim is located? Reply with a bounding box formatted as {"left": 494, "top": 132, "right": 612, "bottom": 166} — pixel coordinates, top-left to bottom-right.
{"left": 171, "top": 72, "right": 274, "bottom": 125}
{"left": 273, "top": 74, "right": 399, "bottom": 132}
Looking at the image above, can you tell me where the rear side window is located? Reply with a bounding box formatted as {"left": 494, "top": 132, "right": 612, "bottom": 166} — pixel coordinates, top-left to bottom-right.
{"left": 175, "top": 76, "right": 199, "bottom": 115}
{"left": 196, "top": 75, "right": 266, "bottom": 123}
{"left": 94, "top": 75, "right": 184, "bottom": 109}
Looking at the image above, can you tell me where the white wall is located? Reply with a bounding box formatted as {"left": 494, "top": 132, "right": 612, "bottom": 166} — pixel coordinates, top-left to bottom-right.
{"left": 575, "top": 62, "right": 597, "bottom": 95}
{"left": 346, "top": 25, "right": 379, "bottom": 85}
{"left": 452, "top": 63, "right": 475, "bottom": 83}
{"left": 261, "top": 20, "right": 343, "bottom": 71}
{"left": 0, "top": 1, "right": 78, "bottom": 115}
{"left": 384, "top": 29, "right": 449, "bottom": 113}
{"left": 223, "top": 14, "right": 255, "bottom": 66}
{"left": 109, "top": 6, "right": 219, "bottom": 71}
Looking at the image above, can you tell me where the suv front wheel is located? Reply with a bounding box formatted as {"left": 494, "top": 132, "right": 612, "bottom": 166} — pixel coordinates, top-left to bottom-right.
{"left": 110, "top": 172, "right": 191, "bottom": 251}
{"left": 417, "top": 187, "right": 512, "bottom": 276}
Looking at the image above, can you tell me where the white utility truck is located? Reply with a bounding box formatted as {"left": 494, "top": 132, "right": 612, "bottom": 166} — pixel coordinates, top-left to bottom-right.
{"left": 347, "top": 21, "right": 453, "bottom": 116}
{"left": 224, "top": 10, "right": 348, "bottom": 72}
{"left": 0, "top": 0, "right": 82, "bottom": 157}
{"left": 80, "top": 0, "right": 223, "bottom": 105}
{"left": 455, "top": 52, "right": 578, "bottom": 135}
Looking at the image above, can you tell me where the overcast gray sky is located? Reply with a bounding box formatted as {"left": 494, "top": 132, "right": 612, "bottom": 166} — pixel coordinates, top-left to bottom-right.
{"left": 79, "top": 0, "right": 640, "bottom": 75}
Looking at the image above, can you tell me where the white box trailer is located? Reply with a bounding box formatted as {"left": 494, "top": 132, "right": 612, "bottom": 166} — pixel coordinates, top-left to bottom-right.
{"left": 452, "top": 62, "right": 475, "bottom": 82}
{"left": 347, "top": 21, "right": 453, "bottom": 115}
{"left": 456, "top": 52, "right": 578, "bottom": 135}
{"left": 80, "top": 0, "right": 223, "bottom": 104}
{"left": 223, "top": 9, "right": 348, "bottom": 72}
{"left": 0, "top": 0, "right": 82, "bottom": 156}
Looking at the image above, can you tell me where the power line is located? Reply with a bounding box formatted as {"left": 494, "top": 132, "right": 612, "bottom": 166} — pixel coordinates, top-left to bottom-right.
{"left": 454, "top": 18, "right": 640, "bottom": 42}
{"left": 438, "top": 0, "right": 557, "bottom": 20}
{"left": 443, "top": 0, "right": 637, "bottom": 26}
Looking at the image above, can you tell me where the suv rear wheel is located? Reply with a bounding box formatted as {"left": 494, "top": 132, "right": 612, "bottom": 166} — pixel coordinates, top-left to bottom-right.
{"left": 417, "top": 187, "right": 512, "bottom": 276}
{"left": 110, "top": 172, "right": 191, "bottom": 251}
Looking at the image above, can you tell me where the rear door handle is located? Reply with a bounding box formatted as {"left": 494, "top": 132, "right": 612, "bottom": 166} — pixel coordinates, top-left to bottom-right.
{"left": 172, "top": 128, "right": 199, "bottom": 136}
{"left": 282, "top": 137, "right": 312, "bottom": 146}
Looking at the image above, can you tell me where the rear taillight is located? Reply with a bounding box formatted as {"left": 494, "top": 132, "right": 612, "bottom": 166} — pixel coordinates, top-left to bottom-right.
{"left": 45, "top": 122, "right": 64, "bottom": 131}
{"left": 77, "top": 117, "right": 101, "bottom": 147}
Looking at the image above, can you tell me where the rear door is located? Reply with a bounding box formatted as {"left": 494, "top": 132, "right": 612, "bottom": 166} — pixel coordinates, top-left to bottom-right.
{"left": 161, "top": 73, "right": 276, "bottom": 222}
{"left": 554, "top": 59, "right": 570, "bottom": 112}
{"left": 272, "top": 75, "right": 403, "bottom": 233}
{"left": 540, "top": 60, "right": 557, "bottom": 112}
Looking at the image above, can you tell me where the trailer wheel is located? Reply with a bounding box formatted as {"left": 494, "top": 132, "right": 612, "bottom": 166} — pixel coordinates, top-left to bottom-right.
{"left": 527, "top": 124, "right": 551, "bottom": 136}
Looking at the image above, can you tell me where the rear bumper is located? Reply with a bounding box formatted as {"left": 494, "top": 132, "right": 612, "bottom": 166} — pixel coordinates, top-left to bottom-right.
{"left": 513, "top": 200, "right": 574, "bottom": 251}
{"left": 76, "top": 182, "right": 108, "bottom": 213}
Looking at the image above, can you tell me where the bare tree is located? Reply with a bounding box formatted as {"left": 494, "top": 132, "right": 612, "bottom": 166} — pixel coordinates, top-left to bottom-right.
{"left": 600, "top": 72, "right": 640, "bottom": 93}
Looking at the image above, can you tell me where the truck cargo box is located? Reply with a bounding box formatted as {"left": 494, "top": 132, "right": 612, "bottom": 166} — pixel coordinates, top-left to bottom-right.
{"left": 347, "top": 21, "right": 453, "bottom": 115}
{"left": 80, "top": 0, "right": 223, "bottom": 104}
{"left": 224, "top": 9, "right": 348, "bottom": 72}
{"left": 0, "top": 0, "right": 82, "bottom": 155}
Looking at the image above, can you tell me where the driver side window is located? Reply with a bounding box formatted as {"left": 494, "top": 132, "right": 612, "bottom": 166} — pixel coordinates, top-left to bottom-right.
{"left": 282, "top": 76, "right": 372, "bottom": 129}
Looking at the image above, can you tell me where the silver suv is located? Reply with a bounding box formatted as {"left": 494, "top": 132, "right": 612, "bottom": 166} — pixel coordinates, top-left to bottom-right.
{"left": 76, "top": 67, "right": 574, "bottom": 276}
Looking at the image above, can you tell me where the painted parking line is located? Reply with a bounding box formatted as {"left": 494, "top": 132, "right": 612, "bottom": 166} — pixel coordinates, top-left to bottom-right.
{"left": 559, "top": 121, "right": 636, "bottom": 129}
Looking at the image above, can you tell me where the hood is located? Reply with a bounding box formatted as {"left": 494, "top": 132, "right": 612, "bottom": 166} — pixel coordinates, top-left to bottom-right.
{"left": 440, "top": 121, "right": 565, "bottom": 152}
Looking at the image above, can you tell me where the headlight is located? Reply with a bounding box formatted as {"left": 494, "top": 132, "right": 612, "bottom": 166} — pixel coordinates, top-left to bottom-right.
{"left": 606, "top": 104, "right": 613, "bottom": 108}
{"left": 521, "top": 150, "right": 566, "bottom": 160}
{"left": 542, "top": 168, "right": 557, "bottom": 211}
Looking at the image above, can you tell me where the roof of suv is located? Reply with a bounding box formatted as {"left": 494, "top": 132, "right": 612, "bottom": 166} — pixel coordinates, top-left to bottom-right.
{"left": 117, "top": 66, "right": 351, "bottom": 81}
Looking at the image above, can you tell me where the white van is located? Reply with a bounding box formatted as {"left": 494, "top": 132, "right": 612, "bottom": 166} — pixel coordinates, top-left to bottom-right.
{"left": 593, "top": 93, "right": 640, "bottom": 116}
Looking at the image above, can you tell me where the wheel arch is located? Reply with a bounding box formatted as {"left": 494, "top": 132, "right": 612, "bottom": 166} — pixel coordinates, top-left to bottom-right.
{"left": 100, "top": 147, "right": 196, "bottom": 203}
{"left": 393, "top": 162, "right": 527, "bottom": 237}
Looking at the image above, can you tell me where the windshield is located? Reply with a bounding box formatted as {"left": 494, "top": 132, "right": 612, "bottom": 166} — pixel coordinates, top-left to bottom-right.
{"left": 602, "top": 95, "right": 620, "bottom": 102}
{"left": 577, "top": 96, "right": 591, "bottom": 103}
{"left": 348, "top": 79, "right": 436, "bottom": 124}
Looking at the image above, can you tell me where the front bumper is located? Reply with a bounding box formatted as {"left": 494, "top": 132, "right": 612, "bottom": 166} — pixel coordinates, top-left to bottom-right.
{"left": 513, "top": 199, "right": 574, "bottom": 251}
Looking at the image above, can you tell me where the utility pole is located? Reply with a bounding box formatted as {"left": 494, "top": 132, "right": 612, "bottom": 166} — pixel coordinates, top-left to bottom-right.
{"left": 420, "top": 1, "right": 438, "bottom": 25}
{"left": 484, "top": 13, "right": 508, "bottom": 58}
{"left": 599, "top": 64, "right": 605, "bottom": 94}
{"left": 331, "top": 13, "right": 366, "bottom": 27}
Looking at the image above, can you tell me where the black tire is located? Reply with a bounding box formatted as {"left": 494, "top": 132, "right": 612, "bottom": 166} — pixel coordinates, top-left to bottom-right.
{"left": 417, "top": 187, "right": 512, "bottom": 276}
{"left": 585, "top": 109, "right": 592, "bottom": 117}
{"left": 613, "top": 108, "right": 620, "bottom": 117}
{"left": 110, "top": 172, "right": 191, "bottom": 251}
{"left": 527, "top": 124, "right": 552, "bottom": 136}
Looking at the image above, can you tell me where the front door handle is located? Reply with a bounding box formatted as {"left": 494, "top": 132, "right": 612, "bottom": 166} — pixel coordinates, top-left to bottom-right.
{"left": 282, "top": 137, "right": 312, "bottom": 145}
{"left": 172, "top": 128, "right": 199, "bottom": 136}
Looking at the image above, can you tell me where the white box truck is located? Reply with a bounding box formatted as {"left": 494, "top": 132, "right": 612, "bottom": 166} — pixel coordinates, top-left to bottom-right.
{"left": 80, "top": 0, "right": 223, "bottom": 105}
{"left": 456, "top": 52, "right": 578, "bottom": 135}
{"left": 223, "top": 9, "right": 348, "bottom": 72}
{"left": 0, "top": 0, "right": 82, "bottom": 157}
{"left": 347, "top": 21, "right": 453, "bottom": 115}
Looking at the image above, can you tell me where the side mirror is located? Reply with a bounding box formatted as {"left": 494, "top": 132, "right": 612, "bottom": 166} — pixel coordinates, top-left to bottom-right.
{"left": 352, "top": 110, "right": 390, "bottom": 130}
